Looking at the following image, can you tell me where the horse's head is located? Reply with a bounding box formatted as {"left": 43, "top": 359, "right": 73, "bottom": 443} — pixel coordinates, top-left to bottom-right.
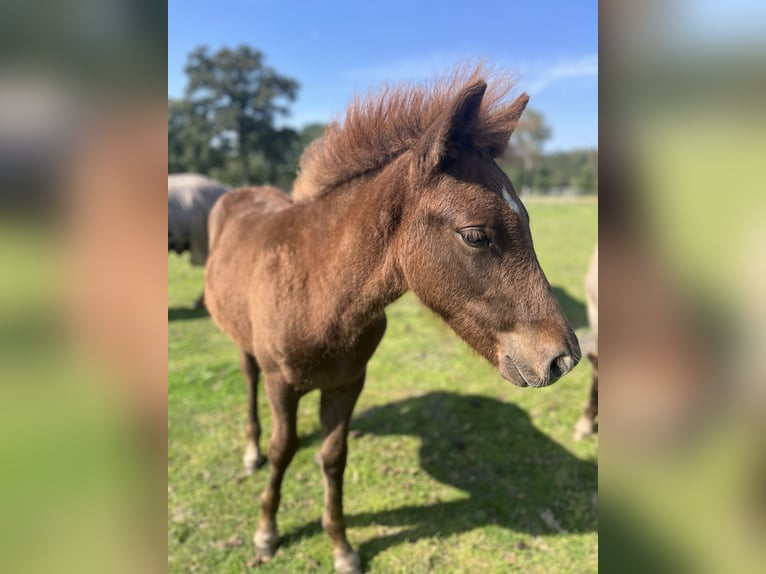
{"left": 397, "top": 80, "right": 580, "bottom": 387}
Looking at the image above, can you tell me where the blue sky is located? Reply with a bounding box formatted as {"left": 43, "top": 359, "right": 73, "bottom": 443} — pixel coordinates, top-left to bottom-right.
{"left": 169, "top": 0, "right": 598, "bottom": 152}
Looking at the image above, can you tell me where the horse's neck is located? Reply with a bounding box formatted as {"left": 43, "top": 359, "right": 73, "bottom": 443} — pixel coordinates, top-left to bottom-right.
{"left": 295, "top": 165, "right": 408, "bottom": 330}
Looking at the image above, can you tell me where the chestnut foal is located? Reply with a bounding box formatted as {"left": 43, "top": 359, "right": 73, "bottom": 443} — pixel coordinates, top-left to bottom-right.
{"left": 205, "top": 70, "right": 580, "bottom": 573}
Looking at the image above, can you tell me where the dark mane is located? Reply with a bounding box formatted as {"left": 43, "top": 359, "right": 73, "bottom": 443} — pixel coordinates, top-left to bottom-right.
{"left": 293, "top": 65, "right": 527, "bottom": 200}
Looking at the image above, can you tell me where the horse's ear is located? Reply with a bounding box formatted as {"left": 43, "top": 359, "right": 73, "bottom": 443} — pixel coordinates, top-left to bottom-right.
{"left": 492, "top": 92, "right": 530, "bottom": 147}
{"left": 414, "top": 80, "right": 487, "bottom": 176}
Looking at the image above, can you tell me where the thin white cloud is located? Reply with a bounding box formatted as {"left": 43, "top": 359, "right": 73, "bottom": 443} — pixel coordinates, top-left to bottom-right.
{"left": 344, "top": 53, "right": 597, "bottom": 96}
{"left": 289, "top": 53, "right": 597, "bottom": 130}
{"left": 526, "top": 54, "right": 598, "bottom": 94}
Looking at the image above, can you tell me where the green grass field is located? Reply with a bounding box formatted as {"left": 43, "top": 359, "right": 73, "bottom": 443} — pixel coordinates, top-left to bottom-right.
{"left": 168, "top": 197, "right": 598, "bottom": 573}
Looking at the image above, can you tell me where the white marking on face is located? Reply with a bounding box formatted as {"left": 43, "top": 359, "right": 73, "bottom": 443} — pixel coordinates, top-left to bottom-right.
{"left": 501, "top": 186, "right": 521, "bottom": 215}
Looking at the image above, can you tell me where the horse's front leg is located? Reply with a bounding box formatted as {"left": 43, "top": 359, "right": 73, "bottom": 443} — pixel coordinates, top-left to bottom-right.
{"left": 254, "top": 376, "right": 300, "bottom": 560}
{"left": 320, "top": 374, "right": 365, "bottom": 574}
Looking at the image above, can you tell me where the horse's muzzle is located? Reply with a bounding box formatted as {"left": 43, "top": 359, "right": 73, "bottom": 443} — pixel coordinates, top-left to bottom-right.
{"left": 497, "top": 331, "right": 581, "bottom": 388}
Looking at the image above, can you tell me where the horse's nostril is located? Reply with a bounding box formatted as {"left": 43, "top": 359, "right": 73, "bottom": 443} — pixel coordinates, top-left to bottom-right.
{"left": 549, "top": 353, "right": 574, "bottom": 382}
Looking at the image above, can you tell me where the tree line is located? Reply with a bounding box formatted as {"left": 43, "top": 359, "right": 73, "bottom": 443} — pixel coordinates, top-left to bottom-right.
{"left": 499, "top": 147, "right": 598, "bottom": 196}
{"left": 169, "top": 45, "right": 597, "bottom": 195}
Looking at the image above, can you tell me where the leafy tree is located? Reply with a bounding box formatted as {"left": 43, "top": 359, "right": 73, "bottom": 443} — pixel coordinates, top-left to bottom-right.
{"left": 183, "top": 45, "right": 300, "bottom": 185}
{"left": 201, "top": 123, "right": 327, "bottom": 190}
{"left": 534, "top": 165, "right": 554, "bottom": 194}
{"left": 279, "top": 122, "right": 327, "bottom": 186}
{"left": 297, "top": 122, "right": 327, "bottom": 147}
{"left": 168, "top": 98, "right": 228, "bottom": 174}
{"left": 511, "top": 109, "right": 551, "bottom": 192}
{"left": 574, "top": 150, "right": 598, "bottom": 194}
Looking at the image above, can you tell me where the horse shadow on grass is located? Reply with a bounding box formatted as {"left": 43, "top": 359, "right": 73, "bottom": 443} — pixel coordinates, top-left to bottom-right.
{"left": 281, "top": 391, "right": 597, "bottom": 564}
{"left": 168, "top": 306, "right": 208, "bottom": 321}
{"left": 552, "top": 285, "right": 588, "bottom": 330}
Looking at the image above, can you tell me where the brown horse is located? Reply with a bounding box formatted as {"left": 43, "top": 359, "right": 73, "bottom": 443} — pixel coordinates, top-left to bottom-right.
{"left": 204, "top": 68, "right": 581, "bottom": 574}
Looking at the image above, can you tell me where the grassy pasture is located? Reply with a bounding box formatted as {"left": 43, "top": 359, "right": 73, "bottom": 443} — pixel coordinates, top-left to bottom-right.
{"left": 168, "top": 197, "right": 598, "bottom": 573}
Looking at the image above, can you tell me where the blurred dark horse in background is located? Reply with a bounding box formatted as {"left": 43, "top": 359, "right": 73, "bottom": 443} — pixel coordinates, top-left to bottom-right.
{"left": 205, "top": 67, "right": 580, "bottom": 573}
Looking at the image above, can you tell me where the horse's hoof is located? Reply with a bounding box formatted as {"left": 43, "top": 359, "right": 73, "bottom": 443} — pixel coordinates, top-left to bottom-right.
{"left": 573, "top": 416, "right": 594, "bottom": 440}
{"left": 243, "top": 455, "right": 267, "bottom": 475}
{"left": 243, "top": 448, "right": 267, "bottom": 474}
{"left": 334, "top": 549, "right": 362, "bottom": 574}
{"left": 253, "top": 526, "right": 278, "bottom": 560}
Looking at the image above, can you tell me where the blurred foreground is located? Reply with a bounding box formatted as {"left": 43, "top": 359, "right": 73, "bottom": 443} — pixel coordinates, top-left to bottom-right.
{"left": 600, "top": 1, "right": 766, "bottom": 572}
{"left": 0, "top": 1, "right": 167, "bottom": 573}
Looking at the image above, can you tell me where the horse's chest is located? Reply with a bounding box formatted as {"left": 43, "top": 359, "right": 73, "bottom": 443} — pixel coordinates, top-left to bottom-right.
{"left": 254, "top": 315, "right": 387, "bottom": 390}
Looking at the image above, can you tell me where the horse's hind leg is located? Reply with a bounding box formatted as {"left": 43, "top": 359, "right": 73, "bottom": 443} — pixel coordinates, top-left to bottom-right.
{"left": 240, "top": 350, "right": 266, "bottom": 473}
{"left": 319, "top": 375, "right": 365, "bottom": 574}
{"left": 254, "top": 376, "right": 301, "bottom": 560}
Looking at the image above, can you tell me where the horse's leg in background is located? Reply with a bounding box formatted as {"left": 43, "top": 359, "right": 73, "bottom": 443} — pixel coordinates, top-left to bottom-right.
{"left": 574, "top": 353, "right": 598, "bottom": 440}
{"left": 240, "top": 350, "right": 266, "bottom": 473}
{"left": 588, "top": 353, "right": 599, "bottom": 422}
{"left": 319, "top": 375, "right": 365, "bottom": 574}
{"left": 254, "top": 376, "right": 301, "bottom": 560}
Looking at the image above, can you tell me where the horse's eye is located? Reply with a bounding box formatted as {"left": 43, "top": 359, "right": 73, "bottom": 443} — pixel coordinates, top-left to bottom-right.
{"left": 459, "top": 228, "right": 491, "bottom": 248}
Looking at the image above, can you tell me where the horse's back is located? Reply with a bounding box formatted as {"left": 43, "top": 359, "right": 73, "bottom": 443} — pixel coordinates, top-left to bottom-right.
{"left": 205, "top": 186, "right": 292, "bottom": 351}
{"left": 208, "top": 186, "right": 291, "bottom": 252}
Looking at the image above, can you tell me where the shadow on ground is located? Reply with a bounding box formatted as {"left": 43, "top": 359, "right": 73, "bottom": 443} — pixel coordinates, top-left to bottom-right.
{"left": 281, "top": 391, "right": 597, "bottom": 564}
{"left": 552, "top": 286, "right": 588, "bottom": 330}
{"left": 168, "top": 306, "right": 209, "bottom": 321}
